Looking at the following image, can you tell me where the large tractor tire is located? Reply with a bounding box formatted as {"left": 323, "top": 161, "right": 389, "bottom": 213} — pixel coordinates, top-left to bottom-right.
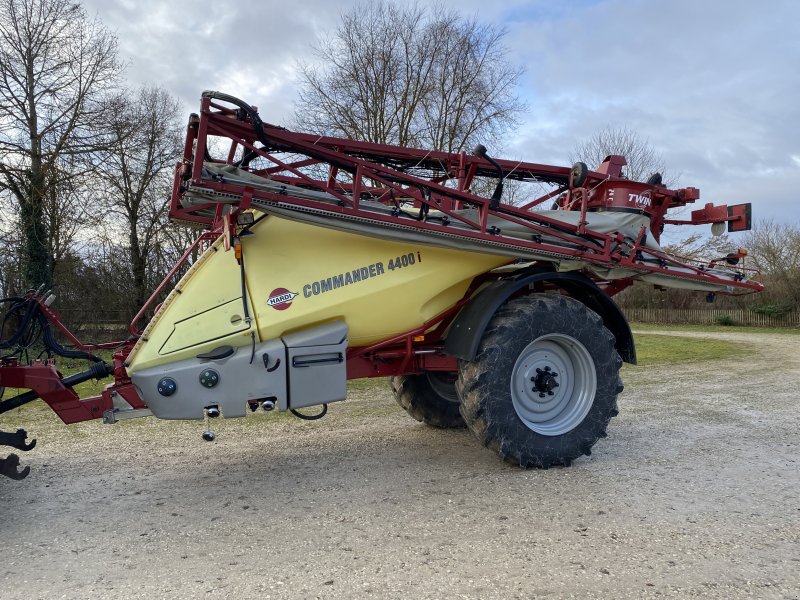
{"left": 456, "top": 294, "right": 622, "bottom": 468}
{"left": 391, "top": 373, "right": 466, "bottom": 428}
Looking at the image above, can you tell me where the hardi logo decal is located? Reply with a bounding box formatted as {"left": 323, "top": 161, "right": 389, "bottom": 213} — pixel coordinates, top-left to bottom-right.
{"left": 267, "top": 288, "right": 298, "bottom": 310}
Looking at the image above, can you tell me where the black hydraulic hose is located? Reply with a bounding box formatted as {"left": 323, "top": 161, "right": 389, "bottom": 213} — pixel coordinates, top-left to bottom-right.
{"left": 236, "top": 238, "right": 251, "bottom": 323}
{"left": 202, "top": 91, "right": 271, "bottom": 148}
{"left": 0, "top": 361, "right": 114, "bottom": 415}
{"left": 290, "top": 404, "right": 328, "bottom": 421}
{"left": 235, "top": 234, "right": 258, "bottom": 366}
{"left": 39, "top": 314, "right": 100, "bottom": 362}
{"left": 236, "top": 147, "right": 261, "bottom": 169}
{"left": 473, "top": 144, "right": 505, "bottom": 209}
{"left": 2, "top": 295, "right": 101, "bottom": 362}
{"left": 0, "top": 297, "right": 37, "bottom": 350}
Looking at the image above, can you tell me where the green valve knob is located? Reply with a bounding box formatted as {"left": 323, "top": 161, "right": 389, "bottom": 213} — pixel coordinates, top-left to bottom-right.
{"left": 199, "top": 369, "right": 220, "bottom": 388}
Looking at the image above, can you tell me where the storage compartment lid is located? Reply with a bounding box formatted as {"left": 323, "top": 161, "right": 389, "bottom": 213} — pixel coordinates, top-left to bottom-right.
{"left": 281, "top": 320, "right": 348, "bottom": 347}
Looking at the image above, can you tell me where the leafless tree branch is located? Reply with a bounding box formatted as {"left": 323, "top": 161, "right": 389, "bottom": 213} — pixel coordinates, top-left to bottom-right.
{"left": 294, "top": 1, "right": 525, "bottom": 153}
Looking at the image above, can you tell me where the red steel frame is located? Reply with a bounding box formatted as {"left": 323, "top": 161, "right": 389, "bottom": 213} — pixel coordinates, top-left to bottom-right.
{"left": 0, "top": 93, "right": 764, "bottom": 425}
{"left": 0, "top": 291, "right": 144, "bottom": 424}
{"left": 171, "top": 96, "right": 760, "bottom": 289}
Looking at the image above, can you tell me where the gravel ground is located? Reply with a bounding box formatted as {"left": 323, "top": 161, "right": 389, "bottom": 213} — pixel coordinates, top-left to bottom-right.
{"left": 1, "top": 330, "right": 798, "bottom": 599}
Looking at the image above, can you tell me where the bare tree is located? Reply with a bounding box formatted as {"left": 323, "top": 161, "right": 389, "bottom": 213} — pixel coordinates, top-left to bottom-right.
{"left": 743, "top": 220, "right": 800, "bottom": 310}
{"left": 94, "top": 86, "right": 183, "bottom": 316}
{"left": 42, "top": 161, "right": 97, "bottom": 276}
{"left": 295, "top": 1, "right": 524, "bottom": 152}
{"left": 0, "top": 0, "right": 121, "bottom": 291}
{"left": 570, "top": 125, "right": 675, "bottom": 186}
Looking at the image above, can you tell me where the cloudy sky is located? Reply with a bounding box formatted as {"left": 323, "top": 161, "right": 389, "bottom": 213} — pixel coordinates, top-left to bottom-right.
{"left": 83, "top": 0, "right": 799, "bottom": 231}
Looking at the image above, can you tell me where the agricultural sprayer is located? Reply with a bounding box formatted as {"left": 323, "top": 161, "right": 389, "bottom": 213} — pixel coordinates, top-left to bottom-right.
{"left": 0, "top": 92, "right": 762, "bottom": 479}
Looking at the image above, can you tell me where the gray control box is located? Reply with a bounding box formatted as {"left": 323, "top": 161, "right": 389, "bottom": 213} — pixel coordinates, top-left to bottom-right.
{"left": 282, "top": 321, "right": 349, "bottom": 410}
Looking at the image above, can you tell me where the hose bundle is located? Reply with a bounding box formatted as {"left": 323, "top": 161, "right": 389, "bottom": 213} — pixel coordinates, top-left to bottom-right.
{"left": 1, "top": 294, "right": 99, "bottom": 363}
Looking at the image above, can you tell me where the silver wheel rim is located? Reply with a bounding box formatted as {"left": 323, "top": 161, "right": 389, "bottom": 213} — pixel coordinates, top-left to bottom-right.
{"left": 426, "top": 372, "right": 459, "bottom": 403}
{"left": 510, "top": 334, "right": 597, "bottom": 436}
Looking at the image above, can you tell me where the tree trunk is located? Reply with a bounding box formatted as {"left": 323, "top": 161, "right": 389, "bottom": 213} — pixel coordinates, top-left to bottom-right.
{"left": 20, "top": 141, "right": 53, "bottom": 290}
{"left": 19, "top": 195, "right": 52, "bottom": 291}
{"left": 129, "top": 226, "right": 147, "bottom": 318}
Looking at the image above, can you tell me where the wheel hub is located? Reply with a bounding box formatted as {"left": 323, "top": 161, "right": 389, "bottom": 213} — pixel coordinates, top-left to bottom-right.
{"left": 510, "top": 334, "right": 597, "bottom": 436}
{"left": 531, "top": 366, "right": 559, "bottom": 398}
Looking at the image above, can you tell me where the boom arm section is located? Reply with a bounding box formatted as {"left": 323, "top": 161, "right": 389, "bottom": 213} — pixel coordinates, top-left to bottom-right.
{"left": 169, "top": 92, "right": 761, "bottom": 295}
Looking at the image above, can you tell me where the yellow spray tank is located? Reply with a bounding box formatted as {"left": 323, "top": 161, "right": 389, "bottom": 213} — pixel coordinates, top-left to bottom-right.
{"left": 126, "top": 213, "right": 508, "bottom": 419}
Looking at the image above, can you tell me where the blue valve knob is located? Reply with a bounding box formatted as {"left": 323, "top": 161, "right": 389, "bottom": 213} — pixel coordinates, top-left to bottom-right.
{"left": 157, "top": 377, "right": 177, "bottom": 397}
{"left": 199, "top": 369, "right": 220, "bottom": 388}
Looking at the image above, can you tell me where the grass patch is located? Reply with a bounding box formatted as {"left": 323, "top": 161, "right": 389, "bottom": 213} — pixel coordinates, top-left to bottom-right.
{"left": 347, "top": 378, "right": 389, "bottom": 393}
{"left": 630, "top": 332, "right": 747, "bottom": 366}
{"left": 630, "top": 322, "right": 800, "bottom": 335}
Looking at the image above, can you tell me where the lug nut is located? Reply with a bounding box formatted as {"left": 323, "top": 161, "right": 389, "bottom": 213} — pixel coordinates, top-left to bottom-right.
{"left": 262, "top": 400, "right": 275, "bottom": 412}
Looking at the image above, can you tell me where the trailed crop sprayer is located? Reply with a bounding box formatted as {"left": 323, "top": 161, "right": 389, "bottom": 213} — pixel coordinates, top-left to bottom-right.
{"left": 0, "top": 92, "right": 762, "bottom": 479}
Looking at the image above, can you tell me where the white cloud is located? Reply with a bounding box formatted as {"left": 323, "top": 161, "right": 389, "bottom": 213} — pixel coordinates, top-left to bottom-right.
{"left": 502, "top": 0, "right": 800, "bottom": 225}
{"left": 82, "top": 0, "right": 799, "bottom": 226}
